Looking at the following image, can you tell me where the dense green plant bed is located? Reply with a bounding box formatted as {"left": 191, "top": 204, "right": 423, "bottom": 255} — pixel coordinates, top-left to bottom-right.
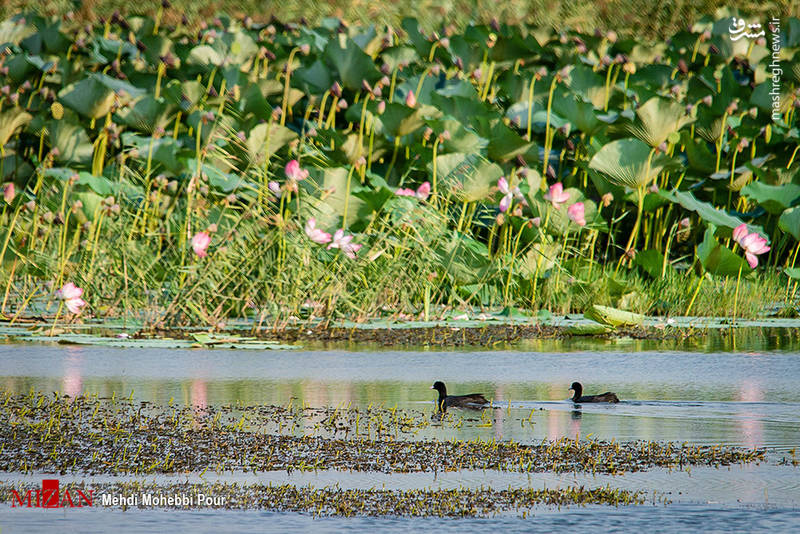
{"left": 0, "top": 11, "right": 798, "bottom": 326}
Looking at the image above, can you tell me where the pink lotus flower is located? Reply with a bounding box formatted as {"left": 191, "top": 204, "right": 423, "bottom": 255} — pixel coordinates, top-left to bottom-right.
{"left": 268, "top": 181, "right": 281, "bottom": 197}
{"left": 328, "top": 229, "right": 362, "bottom": 259}
{"left": 305, "top": 218, "right": 332, "bottom": 244}
{"left": 544, "top": 182, "right": 570, "bottom": 208}
{"left": 396, "top": 181, "right": 431, "bottom": 201}
{"left": 405, "top": 90, "right": 416, "bottom": 108}
{"left": 497, "top": 177, "right": 524, "bottom": 213}
{"left": 732, "top": 223, "right": 770, "bottom": 268}
{"left": 285, "top": 159, "right": 309, "bottom": 181}
{"left": 567, "top": 202, "right": 586, "bottom": 226}
{"left": 3, "top": 182, "right": 14, "bottom": 204}
{"left": 56, "top": 282, "right": 87, "bottom": 315}
{"left": 191, "top": 231, "right": 211, "bottom": 258}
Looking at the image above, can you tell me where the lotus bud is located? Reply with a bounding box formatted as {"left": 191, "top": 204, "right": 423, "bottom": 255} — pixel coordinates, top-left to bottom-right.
{"left": 356, "top": 156, "right": 367, "bottom": 169}
{"left": 601, "top": 192, "right": 614, "bottom": 207}
{"left": 649, "top": 183, "right": 659, "bottom": 193}
{"left": 423, "top": 127, "right": 433, "bottom": 141}
{"left": 372, "top": 86, "right": 382, "bottom": 98}
{"left": 559, "top": 33, "right": 568, "bottom": 44}
{"left": 737, "top": 138, "right": 749, "bottom": 152}
{"left": 454, "top": 57, "right": 464, "bottom": 70}
{"left": 749, "top": 107, "right": 758, "bottom": 119}
{"left": 71, "top": 200, "right": 83, "bottom": 213}
{"left": 24, "top": 200, "right": 35, "bottom": 211}
{"left": 199, "top": 185, "right": 208, "bottom": 196}
{"left": 226, "top": 193, "right": 237, "bottom": 204}
{"left": 439, "top": 37, "right": 450, "bottom": 48}
{"left": 2, "top": 182, "right": 15, "bottom": 203}
{"left": 207, "top": 223, "right": 218, "bottom": 233}
{"left": 756, "top": 37, "right": 766, "bottom": 47}
{"left": 271, "top": 106, "right": 282, "bottom": 121}
{"left": 686, "top": 103, "right": 695, "bottom": 113}
{"left": 361, "top": 79, "right": 372, "bottom": 93}
{"left": 330, "top": 81, "right": 342, "bottom": 98}
{"left": 439, "top": 130, "right": 451, "bottom": 142}
{"left": 268, "top": 181, "right": 281, "bottom": 196}
{"left": 306, "top": 126, "right": 317, "bottom": 137}
{"left": 82, "top": 221, "right": 92, "bottom": 232}
{"left": 530, "top": 217, "right": 541, "bottom": 228}
{"left": 379, "top": 75, "right": 390, "bottom": 87}
{"left": 496, "top": 213, "right": 505, "bottom": 226}
{"left": 471, "top": 68, "right": 482, "bottom": 81}
{"left": 575, "top": 42, "right": 587, "bottom": 54}
{"left": 405, "top": 90, "right": 416, "bottom": 108}
{"left": 337, "top": 99, "right": 348, "bottom": 110}
{"left": 606, "top": 30, "right": 618, "bottom": 43}
{"left": 377, "top": 100, "right": 386, "bottom": 114}
{"left": 9, "top": 93, "right": 18, "bottom": 105}
{"left": 380, "top": 63, "right": 391, "bottom": 75}
{"left": 623, "top": 62, "right": 636, "bottom": 74}
{"left": 702, "top": 95, "right": 713, "bottom": 106}
{"left": 677, "top": 217, "right": 691, "bottom": 242}
{"left": 128, "top": 148, "right": 140, "bottom": 159}
{"left": 657, "top": 141, "right": 668, "bottom": 153}
{"left": 701, "top": 30, "right": 711, "bottom": 41}
{"left": 670, "top": 85, "right": 681, "bottom": 96}
{"left": 726, "top": 101, "right": 738, "bottom": 115}
{"left": 69, "top": 173, "right": 79, "bottom": 185}
{"left": 110, "top": 204, "right": 121, "bottom": 215}
{"left": 601, "top": 55, "right": 612, "bottom": 67}
{"left": 546, "top": 165, "right": 556, "bottom": 180}
{"left": 430, "top": 63, "right": 441, "bottom": 76}
{"left": 167, "top": 180, "right": 178, "bottom": 193}
{"left": 299, "top": 43, "right": 310, "bottom": 55}
{"left": 512, "top": 204, "right": 523, "bottom": 217}
{"left": 677, "top": 59, "right": 688, "bottom": 74}
{"left": 625, "top": 248, "right": 637, "bottom": 260}
{"left": 42, "top": 211, "right": 54, "bottom": 224}
{"left": 104, "top": 195, "right": 115, "bottom": 206}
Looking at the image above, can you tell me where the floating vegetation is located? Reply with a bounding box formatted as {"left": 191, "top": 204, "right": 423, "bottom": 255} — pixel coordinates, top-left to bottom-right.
{"left": 0, "top": 390, "right": 767, "bottom": 476}
{"left": 0, "top": 480, "right": 654, "bottom": 517}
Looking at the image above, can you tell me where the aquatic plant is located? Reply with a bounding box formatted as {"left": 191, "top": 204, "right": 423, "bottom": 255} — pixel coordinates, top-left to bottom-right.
{"left": 0, "top": 11, "right": 797, "bottom": 325}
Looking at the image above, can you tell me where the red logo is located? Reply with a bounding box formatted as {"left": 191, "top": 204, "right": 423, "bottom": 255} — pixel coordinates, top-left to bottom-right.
{"left": 10, "top": 479, "right": 93, "bottom": 508}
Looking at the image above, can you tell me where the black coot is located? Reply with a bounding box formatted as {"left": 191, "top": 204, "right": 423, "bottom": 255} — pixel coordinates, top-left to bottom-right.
{"left": 569, "top": 381, "right": 619, "bottom": 403}
{"left": 431, "top": 381, "right": 488, "bottom": 411}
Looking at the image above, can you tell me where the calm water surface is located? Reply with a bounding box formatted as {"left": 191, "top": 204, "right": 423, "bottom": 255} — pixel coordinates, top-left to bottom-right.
{"left": 1, "top": 337, "right": 799, "bottom": 532}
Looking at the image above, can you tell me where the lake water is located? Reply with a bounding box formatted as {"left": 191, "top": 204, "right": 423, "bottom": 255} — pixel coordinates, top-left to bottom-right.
{"left": 1, "top": 333, "right": 799, "bottom": 531}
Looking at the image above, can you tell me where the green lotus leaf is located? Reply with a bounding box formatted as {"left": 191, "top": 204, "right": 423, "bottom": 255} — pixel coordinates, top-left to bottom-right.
{"left": 589, "top": 138, "right": 677, "bottom": 189}
{"left": 779, "top": 207, "right": 800, "bottom": 241}
{"left": 324, "top": 34, "right": 380, "bottom": 90}
{"left": 697, "top": 224, "right": 749, "bottom": 276}
{"left": 625, "top": 97, "right": 695, "bottom": 148}
{"left": 0, "top": 109, "right": 32, "bottom": 145}
{"left": 741, "top": 182, "right": 800, "bottom": 215}
{"left": 245, "top": 123, "right": 298, "bottom": 166}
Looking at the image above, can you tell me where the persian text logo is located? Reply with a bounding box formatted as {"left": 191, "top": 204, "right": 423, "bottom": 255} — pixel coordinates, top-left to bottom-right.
{"left": 767, "top": 18, "right": 782, "bottom": 122}
{"left": 10, "top": 479, "right": 94, "bottom": 508}
{"left": 728, "top": 17, "right": 765, "bottom": 41}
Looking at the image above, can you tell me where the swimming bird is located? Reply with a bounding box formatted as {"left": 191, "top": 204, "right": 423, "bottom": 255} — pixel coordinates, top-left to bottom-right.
{"left": 431, "top": 381, "right": 488, "bottom": 411}
{"left": 569, "top": 381, "right": 619, "bottom": 403}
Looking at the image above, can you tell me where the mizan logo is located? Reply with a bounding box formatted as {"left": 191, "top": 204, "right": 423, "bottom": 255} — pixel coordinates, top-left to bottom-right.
{"left": 10, "top": 479, "right": 93, "bottom": 508}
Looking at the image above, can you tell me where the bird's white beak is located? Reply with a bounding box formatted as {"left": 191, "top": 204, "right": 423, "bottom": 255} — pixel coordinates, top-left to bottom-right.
{"left": 430, "top": 386, "right": 435, "bottom": 389}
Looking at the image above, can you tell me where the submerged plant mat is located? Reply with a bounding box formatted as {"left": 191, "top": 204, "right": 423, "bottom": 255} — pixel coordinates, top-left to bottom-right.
{"left": 0, "top": 390, "right": 766, "bottom": 476}
{"left": 0, "top": 480, "right": 652, "bottom": 517}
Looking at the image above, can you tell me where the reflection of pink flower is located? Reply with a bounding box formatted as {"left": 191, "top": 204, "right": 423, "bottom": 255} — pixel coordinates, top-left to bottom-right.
{"left": 268, "top": 181, "right": 281, "bottom": 197}
{"left": 395, "top": 181, "right": 430, "bottom": 200}
{"left": 56, "top": 282, "right": 87, "bottom": 314}
{"left": 732, "top": 223, "right": 769, "bottom": 268}
{"left": 327, "top": 229, "right": 362, "bottom": 259}
{"left": 304, "top": 218, "right": 332, "bottom": 244}
{"left": 544, "top": 182, "right": 570, "bottom": 208}
{"left": 191, "top": 232, "right": 211, "bottom": 258}
{"left": 285, "top": 159, "right": 309, "bottom": 181}
{"left": 567, "top": 202, "right": 586, "bottom": 226}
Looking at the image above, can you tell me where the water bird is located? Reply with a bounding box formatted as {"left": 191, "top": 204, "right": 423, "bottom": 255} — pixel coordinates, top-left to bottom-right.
{"left": 431, "top": 381, "right": 489, "bottom": 411}
{"left": 569, "top": 382, "right": 619, "bottom": 403}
